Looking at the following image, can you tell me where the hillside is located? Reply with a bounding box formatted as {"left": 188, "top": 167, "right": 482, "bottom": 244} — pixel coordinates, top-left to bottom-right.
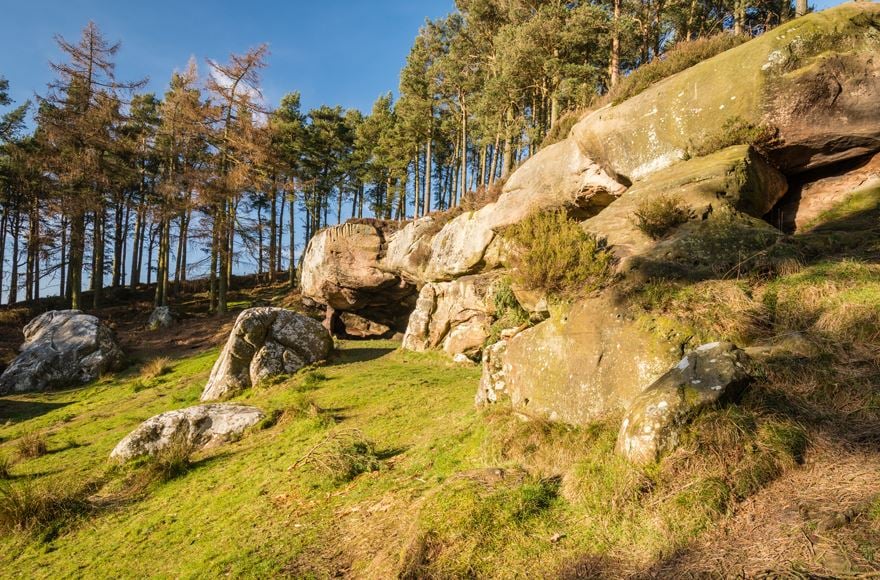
{"left": 2, "top": 3, "right": 880, "bottom": 578}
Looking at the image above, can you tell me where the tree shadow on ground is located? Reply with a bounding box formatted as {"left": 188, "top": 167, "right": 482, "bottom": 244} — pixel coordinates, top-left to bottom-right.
{"left": 0, "top": 399, "right": 71, "bottom": 424}
{"left": 329, "top": 347, "right": 397, "bottom": 366}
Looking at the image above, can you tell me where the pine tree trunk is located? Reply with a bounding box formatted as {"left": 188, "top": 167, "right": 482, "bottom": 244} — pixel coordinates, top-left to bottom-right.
{"left": 424, "top": 135, "right": 432, "bottom": 214}
{"left": 0, "top": 211, "right": 7, "bottom": 301}
{"left": 218, "top": 202, "right": 228, "bottom": 314}
{"left": 93, "top": 210, "right": 104, "bottom": 309}
{"left": 8, "top": 213, "right": 20, "bottom": 305}
{"left": 112, "top": 200, "right": 123, "bottom": 287}
{"left": 269, "top": 185, "right": 277, "bottom": 283}
{"left": 460, "top": 96, "right": 468, "bottom": 202}
{"left": 288, "top": 193, "right": 296, "bottom": 288}
{"left": 610, "top": 0, "right": 621, "bottom": 87}
{"left": 414, "top": 152, "right": 421, "bottom": 218}
{"left": 58, "top": 217, "right": 66, "bottom": 299}
{"left": 69, "top": 211, "right": 85, "bottom": 310}
{"left": 796, "top": 0, "right": 807, "bottom": 17}
{"left": 277, "top": 193, "right": 285, "bottom": 272}
{"left": 209, "top": 212, "right": 219, "bottom": 314}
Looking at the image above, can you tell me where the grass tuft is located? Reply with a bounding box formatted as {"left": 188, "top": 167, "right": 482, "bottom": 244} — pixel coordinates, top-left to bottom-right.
{"left": 141, "top": 357, "right": 173, "bottom": 380}
{"left": 0, "top": 478, "right": 96, "bottom": 539}
{"left": 291, "top": 429, "right": 380, "bottom": 483}
{"left": 0, "top": 455, "right": 11, "bottom": 480}
{"left": 16, "top": 431, "right": 48, "bottom": 460}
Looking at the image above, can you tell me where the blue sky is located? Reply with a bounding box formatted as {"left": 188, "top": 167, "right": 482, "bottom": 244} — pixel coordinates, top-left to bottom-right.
{"left": 0, "top": 0, "right": 846, "bottom": 116}
{"left": 0, "top": 0, "right": 455, "bottom": 115}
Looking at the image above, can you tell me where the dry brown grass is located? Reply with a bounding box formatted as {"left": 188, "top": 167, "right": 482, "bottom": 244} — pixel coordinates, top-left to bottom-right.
{"left": 0, "top": 477, "right": 99, "bottom": 537}
{"left": 140, "top": 357, "right": 172, "bottom": 380}
{"left": 15, "top": 431, "right": 48, "bottom": 460}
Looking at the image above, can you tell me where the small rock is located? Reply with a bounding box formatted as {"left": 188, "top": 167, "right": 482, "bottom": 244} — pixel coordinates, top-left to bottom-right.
{"left": 616, "top": 342, "right": 751, "bottom": 464}
{"left": 201, "top": 308, "right": 333, "bottom": 401}
{"left": 110, "top": 403, "right": 265, "bottom": 461}
{"left": 550, "top": 532, "right": 566, "bottom": 543}
{"left": 147, "top": 306, "right": 176, "bottom": 331}
{"left": 0, "top": 310, "right": 125, "bottom": 394}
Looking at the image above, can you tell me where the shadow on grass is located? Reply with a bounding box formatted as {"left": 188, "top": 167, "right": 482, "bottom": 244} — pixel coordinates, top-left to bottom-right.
{"left": 330, "top": 347, "right": 397, "bottom": 366}
{"left": 0, "top": 399, "right": 72, "bottom": 424}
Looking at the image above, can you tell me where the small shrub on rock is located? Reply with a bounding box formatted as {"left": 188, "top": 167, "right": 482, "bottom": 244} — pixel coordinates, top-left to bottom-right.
{"left": 631, "top": 195, "right": 692, "bottom": 239}
{"left": 504, "top": 210, "right": 614, "bottom": 300}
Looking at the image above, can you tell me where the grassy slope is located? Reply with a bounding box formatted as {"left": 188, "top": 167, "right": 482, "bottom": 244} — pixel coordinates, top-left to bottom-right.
{"left": 0, "top": 342, "right": 484, "bottom": 577}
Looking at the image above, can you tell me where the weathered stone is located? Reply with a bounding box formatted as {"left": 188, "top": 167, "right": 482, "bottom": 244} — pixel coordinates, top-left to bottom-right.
{"left": 0, "top": 310, "right": 125, "bottom": 395}
{"left": 616, "top": 342, "right": 751, "bottom": 464}
{"left": 110, "top": 403, "right": 264, "bottom": 462}
{"left": 201, "top": 308, "right": 332, "bottom": 401}
{"left": 482, "top": 296, "right": 675, "bottom": 424}
{"left": 475, "top": 339, "right": 510, "bottom": 405}
{"left": 380, "top": 215, "right": 438, "bottom": 284}
{"left": 147, "top": 306, "right": 175, "bottom": 331}
{"left": 582, "top": 145, "right": 788, "bottom": 270}
{"left": 402, "top": 274, "right": 499, "bottom": 357}
{"left": 572, "top": 4, "right": 880, "bottom": 181}
{"left": 301, "top": 221, "right": 415, "bottom": 312}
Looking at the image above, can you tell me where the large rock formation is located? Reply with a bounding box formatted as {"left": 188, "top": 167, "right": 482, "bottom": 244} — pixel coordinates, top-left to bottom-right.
{"left": 616, "top": 342, "right": 751, "bottom": 464}
{"left": 110, "top": 403, "right": 265, "bottom": 462}
{"left": 477, "top": 296, "right": 676, "bottom": 424}
{"left": 572, "top": 4, "right": 880, "bottom": 182}
{"left": 0, "top": 310, "right": 124, "bottom": 395}
{"left": 201, "top": 308, "right": 332, "bottom": 401}
{"left": 402, "top": 274, "right": 500, "bottom": 357}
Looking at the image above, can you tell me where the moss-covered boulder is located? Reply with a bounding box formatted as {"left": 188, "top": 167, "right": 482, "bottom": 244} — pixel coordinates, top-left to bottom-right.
{"left": 572, "top": 3, "right": 880, "bottom": 181}
{"left": 582, "top": 144, "right": 787, "bottom": 272}
{"left": 616, "top": 342, "right": 751, "bottom": 464}
{"left": 479, "top": 294, "right": 676, "bottom": 424}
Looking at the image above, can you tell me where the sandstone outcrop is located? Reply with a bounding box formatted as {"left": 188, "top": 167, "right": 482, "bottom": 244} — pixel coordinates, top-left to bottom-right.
{"left": 201, "top": 308, "right": 332, "bottom": 401}
{"left": 616, "top": 342, "right": 751, "bottom": 464}
{"left": 477, "top": 296, "right": 675, "bottom": 424}
{"left": 582, "top": 144, "right": 788, "bottom": 275}
{"left": 110, "top": 403, "right": 265, "bottom": 461}
{"left": 0, "top": 310, "right": 124, "bottom": 394}
{"left": 402, "top": 274, "right": 499, "bottom": 357}
{"left": 572, "top": 4, "right": 880, "bottom": 183}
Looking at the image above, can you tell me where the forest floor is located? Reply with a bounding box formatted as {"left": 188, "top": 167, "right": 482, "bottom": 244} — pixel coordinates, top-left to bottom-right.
{"left": 0, "top": 268, "right": 879, "bottom": 577}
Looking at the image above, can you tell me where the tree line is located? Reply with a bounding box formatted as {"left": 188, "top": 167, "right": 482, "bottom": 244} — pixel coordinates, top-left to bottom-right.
{"left": 0, "top": 0, "right": 800, "bottom": 312}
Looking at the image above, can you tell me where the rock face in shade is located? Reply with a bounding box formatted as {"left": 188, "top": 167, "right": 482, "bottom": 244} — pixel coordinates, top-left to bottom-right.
{"left": 402, "top": 274, "right": 499, "bottom": 358}
{"left": 110, "top": 403, "right": 265, "bottom": 461}
{"left": 0, "top": 310, "right": 125, "bottom": 395}
{"left": 616, "top": 342, "right": 751, "bottom": 464}
{"left": 200, "top": 308, "right": 332, "bottom": 401}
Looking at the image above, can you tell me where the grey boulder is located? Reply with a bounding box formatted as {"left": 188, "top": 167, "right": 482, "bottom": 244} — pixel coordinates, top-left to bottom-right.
{"left": 0, "top": 310, "right": 124, "bottom": 394}
{"left": 147, "top": 306, "right": 176, "bottom": 330}
{"left": 616, "top": 342, "right": 751, "bottom": 464}
{"left": 200, "top": 307, "right": 333, "bottom": 401}
{"left": 110, "top": 403, "right": 264, "bottom": 461}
